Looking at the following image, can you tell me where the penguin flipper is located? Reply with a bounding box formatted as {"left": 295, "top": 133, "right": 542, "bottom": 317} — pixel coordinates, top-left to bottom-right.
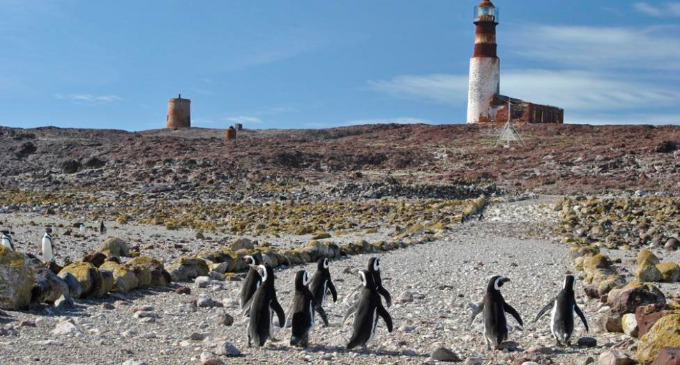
{"left": 503, "top": 302, "right": 524, "bottom": 327}
{"left": 241, "top": 297, "right": 255, "bottom": 317}
{"left": 378, "top": 285, "right": 392, "bottom": 307}
{"left": 328, "top": 280, "right": 338, "bottom": 302}
{"left": 466, "top": 302, "right": 483, "bottom": 330}
{"left": 377, "top": 303, "right": 393, "bottom": 332}
{"left": 533, "top": 299, "right": 555, "bottom": 323}
{"left": 270, "top": 297, "right": 286, "bottom": 328}
{"left": 573, "top": 303, "right": 589, "bottom": 332}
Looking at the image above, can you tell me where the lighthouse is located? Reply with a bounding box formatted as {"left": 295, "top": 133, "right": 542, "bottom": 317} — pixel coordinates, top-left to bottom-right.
{"left": 466, "top": 0, "right": 500, "bottom": 124}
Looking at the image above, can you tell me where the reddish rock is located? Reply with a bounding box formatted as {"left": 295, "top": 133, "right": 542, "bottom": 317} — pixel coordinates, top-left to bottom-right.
{"left": 652, "top": 347, "right": 680, "bottom": 365}
{"left": 175, "top": 286, "right": 191, "bottom": 295}
{"left": 608, "top": 284, "right": 666, "bottom": 314}
{"left": 637, "top": 304, "right": 676, "bottom": 338}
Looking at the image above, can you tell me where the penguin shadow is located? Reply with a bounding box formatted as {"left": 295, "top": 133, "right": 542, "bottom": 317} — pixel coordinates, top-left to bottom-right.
{"left": 260, "top": 342, "right": 427, "bottom": 359}
{"left": 0, "top": 309, "right": 15, "bottom": 324}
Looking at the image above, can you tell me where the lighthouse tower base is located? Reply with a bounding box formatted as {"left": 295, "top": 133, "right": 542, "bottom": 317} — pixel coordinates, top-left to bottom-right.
{"left": 466, "top": 57, "right": 500, "bottom": 124}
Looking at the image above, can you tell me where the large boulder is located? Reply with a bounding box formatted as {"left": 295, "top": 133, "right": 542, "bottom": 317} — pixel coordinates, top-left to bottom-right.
{"left": 657, "top": 262, "right": 680, "bottom": 283}
{"left": 58, "top": 262, "right": 103, "bottom": 298}
{"left": 608, "top": 282, "right": 666, "bottom": 314}
{"left": 636, "top": 264, "right": 663, "bottom": 283}
{"left": 83, "top": 252, "right": 108, "bottom": 268}
{"left": 0, "top": 246, "right": 35, "bottom": 310}
{"left": 636, "top": 304, "right": 676, "bottom": 338}
{"left": 638, "top": 249, "right": 661, "bottom": 266}
{"left": 651, "top": 347, "right": 680, "bottom": 365}
{"left": 100, "top": 261, "right": 138, "bottom": 293}
{"left": 58, "top": 272, "right": 82, "bottom": 299}
{"left": 230, "top": 238, "right": 254, "bottom": 251}
{"left": 173, "top": 256, "right": 209, "bottom": 281}
{"left": 98, "top": 237, "right": 130, "bottom": 258}
{"left": 32, "top": 268, "right": 70, "bottom": 304}
{"left": 124, "top": 256, "right": 170, "bottom": 288}
{"left": 637, "top": 314, "right": 680, "bottom": 364}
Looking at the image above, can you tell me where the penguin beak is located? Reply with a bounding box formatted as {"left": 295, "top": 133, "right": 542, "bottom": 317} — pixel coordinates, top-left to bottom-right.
{"left": 502, "top": 278, "right": 511, "bottom": 284}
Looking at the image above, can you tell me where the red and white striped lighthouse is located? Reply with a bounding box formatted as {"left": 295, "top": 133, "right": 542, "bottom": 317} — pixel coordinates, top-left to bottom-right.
{"left": 466, "top": 0, "right": 500, "bottom": 124}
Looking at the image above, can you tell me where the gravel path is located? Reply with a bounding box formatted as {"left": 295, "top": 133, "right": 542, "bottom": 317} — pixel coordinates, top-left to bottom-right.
{"left": 0, "top": 197, "right": 623, "bottom": 365}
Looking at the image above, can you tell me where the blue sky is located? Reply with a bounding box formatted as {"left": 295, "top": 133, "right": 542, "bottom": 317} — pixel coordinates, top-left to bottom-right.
{"left": 1, "top": 0, "right": 679, "bottom": 130}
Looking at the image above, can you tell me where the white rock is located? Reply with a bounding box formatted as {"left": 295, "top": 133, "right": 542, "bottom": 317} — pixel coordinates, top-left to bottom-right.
{"left": 51, "top": 321, "right": 83, "bottom": 336}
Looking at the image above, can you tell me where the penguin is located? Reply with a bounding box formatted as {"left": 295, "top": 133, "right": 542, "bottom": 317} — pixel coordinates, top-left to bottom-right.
{"left": 42, "top": 227, "right": 55, "bottom": 263}
{"left": 289, "top": 270, "right": 328, "bottom": 348}
{"left": 347, "top": 269, "right": 393, "bottom": 350}
{"left": 309, "top": 257, "right": 338, "bottom": 308}
{"left": 79, "top": 223, "right": 86, "bottom": 234}
{"left": 1, "top": 230, "right": 14, "bottom": 251}
{"left": 467, "top": 276, "right": 523, "bottom": 350}
{"left": 240, "top": 254, "right": 263, "bottom": 314}
{"left": 99, "top": 221, "right": 106, "bottom": 235}
{"left": 342, "top": 257, "right": 391, "bottom": 325}
{"left": 533, "top": 274, "right": 589, "bottom": 346}
{"left": 248, "top": 264, "right": 285, "bottom": 348}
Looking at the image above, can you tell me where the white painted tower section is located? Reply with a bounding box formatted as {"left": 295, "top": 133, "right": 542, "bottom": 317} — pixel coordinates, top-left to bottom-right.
{"left": 466, "top": 58, "right": 500, "bottom": 124}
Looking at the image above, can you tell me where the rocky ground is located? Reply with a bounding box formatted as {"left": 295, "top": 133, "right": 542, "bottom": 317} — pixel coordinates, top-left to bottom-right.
{"left": 0, "top": 197, "right": 646, "bottom": 365}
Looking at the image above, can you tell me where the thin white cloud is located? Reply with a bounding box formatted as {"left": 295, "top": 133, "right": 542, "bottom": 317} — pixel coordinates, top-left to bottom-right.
{"left": 507, "top": 24, "right": 680, "bottom": 70}
{"left": 54, "top": 93, "right": 121, "bottom": 105}
{"left": 225, "top": 116, "right": 262, "bottom": 124}
{"left": 633, "top": 2, "right": 680, "bottom": 17}
{"left": 345, "top": 117, "right": 431, "bottom": 126}
{"left": 368, "top": 74, "right": 468, "bottom": 104}
{"left": 634, "top": 2, "right": 663, "bottom": 16}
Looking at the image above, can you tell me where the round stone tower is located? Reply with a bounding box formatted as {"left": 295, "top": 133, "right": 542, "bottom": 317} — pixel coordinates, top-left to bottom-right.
{"left": 166, "top": 94, "right": 191, "bottom": 129}
{"left": 466, "top": 0, "right": 500, "bottom": 124}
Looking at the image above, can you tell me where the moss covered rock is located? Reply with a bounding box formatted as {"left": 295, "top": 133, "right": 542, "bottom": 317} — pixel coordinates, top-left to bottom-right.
{"left": 124, "top": 256, "right": 168, "bottom": 288}
{"left": 656, "top": 262, "right": 680, "bottom": 283}
{"left": 637, "top": 249, "right": 660, "bottom": 266}
{"left": 98, "top": 237, "right": 130, "bottom": 258}
{"left": 0, "top": 246, "right": 34, "bottom": 310}
{"left": 100, "top": 261, "right": 139, "bottom": 293}
{"left": 32, "top": 268, "right": 69, "bottom": 305}
{"left": 636, "top": 264, "right": 663, "bottom": 283}
{"left": 59, "top": 261, "right": 103, "bottom": 298}
{"left": 637, "top": 314, "right": 680, "bottom": 364}
{"left": 230, "top": 238, "right": 254, "bottom": 251}
{"left": 176, "top": 256, "right": 209, "bottom": 279}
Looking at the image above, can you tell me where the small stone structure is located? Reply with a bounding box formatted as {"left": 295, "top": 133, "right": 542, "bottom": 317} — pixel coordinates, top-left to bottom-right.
{"left": 166, "top": 94, "right": 191, "bottom": 129}
{"left": 234, "top": 123, "right": 243, "bottom": 131}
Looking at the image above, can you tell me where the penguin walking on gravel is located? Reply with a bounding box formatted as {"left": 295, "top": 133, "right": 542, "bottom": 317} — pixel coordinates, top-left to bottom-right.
{"left": 1, "top": 230, "right": 14, "bottom": 251}
{"left": 240, "top": 254, "right": 263, "bottom": 314}
{"left": 347, "top": 269, "right": 393, "bottom": 350}
{"left": 248, "top": 264, "right": 285, "bottom": 348}
{"left": 310, "top": 258, "right": 338, "bottom": 309}
{"left": 42, "top": 227, "right": 55, "bottom": 263}
{"left": 289, "top": 270, "right": 328, "bottom": 348}
{"left": 342, "top": 257, "right": 391, "bottom": 325}
{"left": 99, "top": 221, "right": 106, "bottom": 235}
{"left": 533, "top": 274, "right": 589, "bottom": 346}
{"left": 467, "top": 275, "right": 523, "bottom": 350}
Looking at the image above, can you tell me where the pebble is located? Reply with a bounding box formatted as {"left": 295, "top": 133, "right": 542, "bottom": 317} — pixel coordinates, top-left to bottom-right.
{"left": 430, "top": 347, "right": 460, "bottom": 362}
{"left": 200, "top": 351, "right": 225, "bottom": 365}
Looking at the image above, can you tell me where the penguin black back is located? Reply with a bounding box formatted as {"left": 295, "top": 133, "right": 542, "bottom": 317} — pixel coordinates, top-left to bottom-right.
{"left": 347, "top": 270, "right": 393, "bottom": 349}
{"left": 367, "top": 257, "right": 391, "bottom": 307}
{"left": 535, "top": 274, "right": 589, "bottom": 346}
{"left": 482, "top": 275, "right": 523, "bottom": 350}
{"left": 248, "top": 264, "right": 285, "bottom": 347}
{"left": 290, "top": 270, "right": 326, "bottom": 347}
{"left": 240, "top": 254, "right": 263, "bottom": 310}
{"left": 310, "top": 258, "right": 337, "bottom": 305}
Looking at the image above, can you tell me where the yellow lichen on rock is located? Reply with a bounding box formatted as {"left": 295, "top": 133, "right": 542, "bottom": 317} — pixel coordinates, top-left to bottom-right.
{"left": 0, "top": 246, "right": 34, "bottom": 310}
{"left": 636, "top": 314, "right": 680, "bottom": 364}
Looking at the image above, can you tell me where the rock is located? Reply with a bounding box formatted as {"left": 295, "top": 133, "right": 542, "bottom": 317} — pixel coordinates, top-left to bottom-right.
{"left": 98, "top": 237, "right": 130, "bottom": 258}
{"left": 32, "top": 268, "right": 70, "bottom": 304}
{"left": 578, "top": 337, "right": 598, "bottom": 347}
{"left": 214, "top": 341, "right": 241, "bottom": 357}
{"left": 608, "top": 283, "right": 666, "bottom": 314}
{"left": 121, "top": 361, "right": 148, "bottom": 365}
{"left": 83, "top": 252, "right": 108, "bottom": 268}
{"left": 100, "top": 261, "right": 138, "bottom": 293}
{"left": 175, "top": 257, "right": 210, "bottom": 280}
{"left": 637, "top": 314, "right": 680, "bottom": 364}
{"left": 638, "top": 250, "right": 661, "bottom": 266}
{"left": 230, "top": 238, "right": 254, "bottom": 251}
{"left": 622, "top": 313, "right": 639, "bottom": 337}
{"left": 636, "top": 304, "right": 674, "bottom": 338}
{"left": 54, "top": 295, "right": 74, "bottom": 310}
{"left": 216, "top": 313, "right": 234, "bottom": 326}
{"left": 398, "top": 291, "right": 414, "bottom": 303}
{"left": 200, "top": 351, "right": 225, "bottom": 365}
{"left": 430, "top": 347, "right": 461, "bottom": 362}
{"left": 57, "top": 272, "right": 82, "bottom": 299}
{"left": 61, "top": 159, "right": 81, "bottom": 174}
{"left": 598, "top": 349, "right": 636, "bottom": 365}
{"left": 657, "top": 262, "right": 680, "bottom": 283}
{"left": 124, "top": 256, "right": 170, "bottom": 288}
{"left": 651, "top": 347, "right": 680, "bottom": 365}
{"left": 190, "top": 332, "right": 206, "bottom": 341}
{"left": 51, "top": 320, "right": 83, "bottom": 336}
{"left": 599, "top": 311, "right": 624, "bottom": 333}
{"left": 636, "top": 264, "right": 663, "bottom": 283}
{"left": 664, "top": 238, "right": 680, "bottom": 251}
{"left": 195, "top": 276, "right": 211, "bottom": 288}
{"left": 58, "top": 261, "right": 103, "bottom": 298}
{"left": 175, "top": 286, "right": 191, "bottom": 295}
{"left": 0, "top": 246, "right": 35, "bottom": 310}
{"left": 526, "top": 346, "right": 553, "bottom": 355}
{"left": 197, "top": 294, "right": 222, "bottom": 308}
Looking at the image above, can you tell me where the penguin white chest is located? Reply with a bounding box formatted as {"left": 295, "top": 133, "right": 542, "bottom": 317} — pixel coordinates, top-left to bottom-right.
{"left": 309, "top": 301, "right": 315, "bottom": 331}
{"left": 368, "top": 308, "right": 378, "bottom": 342}
{"left": 1, "top": 238, "right": 10, "bottom": 249}
{"left": 550, "top": 301, "right": 559, "bottom": 338}
{"left": 322, "top": 281, "right": 327, "bottom": 305}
